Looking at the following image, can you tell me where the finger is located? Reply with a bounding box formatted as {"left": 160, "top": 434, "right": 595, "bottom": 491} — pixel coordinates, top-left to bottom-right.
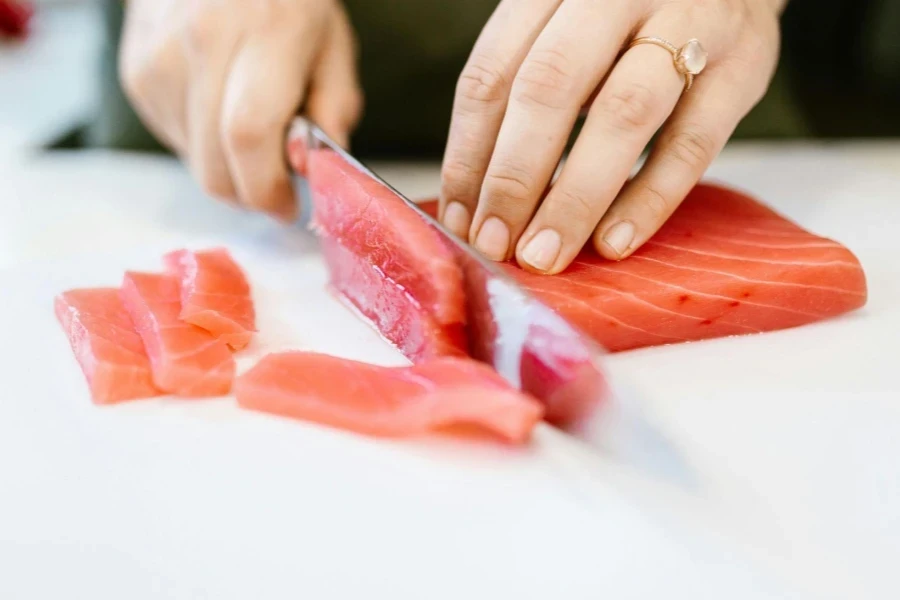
{"left": 119, "top": 16, "right": 189, "bottom": 154}
{"left": 593, "top": 67, "right": 761, "bottom": 260}
{"left": 469, "top": 0, "right": 635, "bottom": 261}
{"left": 439, "top": 0, "right": 562, "bottom": 239}
{"left": 221, "top": 25, "right": 326, "bottom": 221}
{"left": 514, "top": 43, "right": 683, "bottom": 274}
{"left": 306, "top": 8, "right": 363, "bottom": 149}
{"left": 182, "top": 4, "right": 242, "bottom": 201}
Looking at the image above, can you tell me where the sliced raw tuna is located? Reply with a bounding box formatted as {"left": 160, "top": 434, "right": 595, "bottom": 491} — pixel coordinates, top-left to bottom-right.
{"left": 54, "top": 288, "right": 162, "bottom": 404}
{"left": 120, "top": 271, "right": 235, "bottom": 396}
{"left": 419, "top": 183, "right": 868, "bottom": 352}
{"left": 320, "top": 235, "right": 466, "bottom": 360}
{"left": 235, "top": 352, "right": 544, "bottom": 444}
{"left": 309, "top": 149, "right": 467, "bottom": 358}
{"left": 164, "top": 247, "right": 256, "bottom": 350}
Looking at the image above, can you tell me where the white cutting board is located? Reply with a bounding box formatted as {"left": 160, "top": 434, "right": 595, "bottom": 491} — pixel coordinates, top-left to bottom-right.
{"left": 2, "top": 7, "right": 898, "bottom": 596}
{"left": 0, "top": 238, "right": 809, "bottom": 600}
{"left": 1, "top": 148, "right": 898, "bottom": 599}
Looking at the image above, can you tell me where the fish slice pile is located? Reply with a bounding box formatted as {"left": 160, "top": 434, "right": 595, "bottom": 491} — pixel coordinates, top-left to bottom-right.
{"left": 54, "top": 248, "right": 543, "bottom": 443}
{"left": 55, "top": 248, "right": 255, "bottom": 402}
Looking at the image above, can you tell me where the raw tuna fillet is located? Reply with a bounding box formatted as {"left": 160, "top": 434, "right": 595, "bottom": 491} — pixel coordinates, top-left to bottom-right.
{"left": 308, "top": 149, "right": 467, "bottom": 359}
{"left": 235, "top": 352, "right": 544, "bottom": 444}
{"left": 164, "top": 247, "right": 256, "bottom": 350}
{"left": 54, "top": 289, "right": 162, "bottom": 404}
{"left": 419, "top": 183, "right": 868, "bottom": 352}
{"left": 120, "top": 271, "right": 235, "bottom": 396}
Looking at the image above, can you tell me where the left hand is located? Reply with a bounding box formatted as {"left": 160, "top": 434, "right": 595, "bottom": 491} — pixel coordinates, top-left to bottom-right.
{"left": 439, "top": 0, "right": 783, "bottom": 273}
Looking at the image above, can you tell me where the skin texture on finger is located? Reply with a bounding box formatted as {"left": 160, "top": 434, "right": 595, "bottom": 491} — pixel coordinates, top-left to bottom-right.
{"left": 592, "top": 9, "right": 779, "bottom": 260}
{"left": 468, "top": 0, "right": 636, "bottom": 262}
{"left": 182, "top": 4, "right": 243, "bottom": 201}
{"left": 119, "top": 0, "right": 190, "bottom": 154}
{"left": 514, "top": 45, "right": 683, "bottom": 274}
{"left": 593, "top": 70, "right": 771, "bottom": 260}
{"left": 305, "top": 7, "right": 364, "bottom": 149}
{"left": 220, "top": 19, "right": 328, "bottom": 222}
{"left": 439, "top": 0, "right": 563, "bottom": 239}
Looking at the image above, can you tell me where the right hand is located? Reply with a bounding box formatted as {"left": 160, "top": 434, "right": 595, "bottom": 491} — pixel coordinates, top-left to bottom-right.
{"left": 119, "top": 0, "right": 362, "bottom": 221}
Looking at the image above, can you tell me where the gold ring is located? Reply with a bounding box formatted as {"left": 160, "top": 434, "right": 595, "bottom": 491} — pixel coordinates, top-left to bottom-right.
{"left": 628, "top": 37, "right": 708, "bottom": 90}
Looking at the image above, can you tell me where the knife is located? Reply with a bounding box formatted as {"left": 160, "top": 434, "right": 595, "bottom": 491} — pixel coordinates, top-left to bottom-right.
{"left": 286, "top": 116, "right": 685, "bottom": 477}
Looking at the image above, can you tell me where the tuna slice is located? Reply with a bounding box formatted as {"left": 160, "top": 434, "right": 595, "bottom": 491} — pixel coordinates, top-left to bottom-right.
{"left": 309, "top": 149, "right": 467, "bottom": 360}
{"left": 54, "top": 288, "right": 163, "bottom": 404}
{"left": 164, "top": 247, "right": 256, "bottom": 350}
{"left": 320, "top": 236, "right": 467, "bottom": 360}
{"left": 120, "top": 271, "right": 235, "bottom": 396}
{"left": 418, "top": 183, "right": 868, "bottom": 352}
{"left": 235, "top": 352, "right": 544, "bottom": 444}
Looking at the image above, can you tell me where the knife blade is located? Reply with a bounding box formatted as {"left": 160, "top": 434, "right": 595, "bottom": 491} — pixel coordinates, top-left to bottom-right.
{"left": 286, "top": 116, "right": 685, "bottom": 476}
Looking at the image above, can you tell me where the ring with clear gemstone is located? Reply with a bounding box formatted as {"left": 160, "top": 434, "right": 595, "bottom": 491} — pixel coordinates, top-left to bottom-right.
{"left": 675, "top": 39, "right": 708, "bottom": 75}
{"left": 628, "top": 36, "right": 708, "bottom": 90}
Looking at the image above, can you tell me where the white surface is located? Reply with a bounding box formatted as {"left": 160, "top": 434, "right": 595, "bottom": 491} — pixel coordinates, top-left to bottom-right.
{"left": 0, "top": 4, "right": 100, "bottom": 157}
{"left": 2, "top": 4, "right": 900, "bottom": 600}
{"left": 0, "top": 236, "right": 809, "bottom": 600}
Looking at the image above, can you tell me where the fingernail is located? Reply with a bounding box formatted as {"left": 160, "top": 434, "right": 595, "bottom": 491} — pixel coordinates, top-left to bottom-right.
{"left": 520, "top": 229, "right": 561, "bottom": 272}
{"left": 473, "top": 217, "right": 510, "bottom": 261}
{"left": 443, "top": 202, "right": 471, "bottom": 238}
{"left": 602, "top": 221, "right": 635, "bottom": 257}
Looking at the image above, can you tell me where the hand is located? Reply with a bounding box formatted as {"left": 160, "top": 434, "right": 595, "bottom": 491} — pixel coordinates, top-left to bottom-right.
{"left": 440, "top": 0, "right": 784, "bottom": 273}
{"left": 119, "top": 0, "right": 362, "bottom": 221}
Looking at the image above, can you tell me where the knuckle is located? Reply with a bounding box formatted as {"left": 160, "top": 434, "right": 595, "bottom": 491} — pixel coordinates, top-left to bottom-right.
{"left": 456, "top": 55, "right": 510, "bottom": 106}
{"left": 552, "top": 185, "right": 595, "bottom": 221}
{"left": 223, "top": 112, "right": 267, "bottom": 152}
{"left": 638, "top": 185, "right": 670, "bottom": 221}
{"left": 440, "top": 159, "right": 480, "bottom": 202}
{"left": 512, "top": 47, "right": 576, "bottom": 110}
{"left": 596, "top": 84, "right": 660, "bottom": 132}
{"left": 441, "top": 163, "right": 478, "bottom": 204}
{"left": 665, "top": 128, "right": 717, "bottom": 169}
{"left": 484, "top": 161, "right": 536, "bottom": 204}
{"left": 119, "top": 38, "right": 177, "bottom": 105}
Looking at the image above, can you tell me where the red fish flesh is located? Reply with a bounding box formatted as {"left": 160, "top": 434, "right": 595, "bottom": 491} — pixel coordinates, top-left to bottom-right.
{"left": 164, "top": 248, "right": 256, "bottom": 350}
{"left": 54, "top": 288, "right": 162, "bottom": 404}
{"left": 120, "top": 271, "right": 235, "bottom": 396}
{"left": 235, "top": 352, "right": 544, "bottom": 443}
{"left": 309, "top": 149, "right": 467, "bottom": 360}
{"left": 320, "top": 236, "right": 467, "bottom": 360}
{"left": 418, "top": 183, "right": 867, "bottom": 352}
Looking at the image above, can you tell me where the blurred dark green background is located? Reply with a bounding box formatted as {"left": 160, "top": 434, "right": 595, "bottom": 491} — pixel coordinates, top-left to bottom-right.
{"left": 85, "top": 0, "right": 900, "bottom": 159}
